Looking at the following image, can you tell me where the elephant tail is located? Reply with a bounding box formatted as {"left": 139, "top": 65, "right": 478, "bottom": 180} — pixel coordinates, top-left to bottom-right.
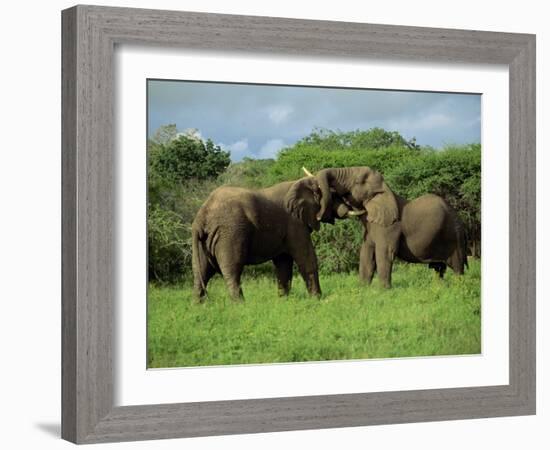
{"left": 446, "top": 211, "right": 468, "bottom": 274}
{"left": 192, "top": 223, "right": 209, "bottom": 296}
{"left": 455, "top": 217, "right": 469, "bottom": 272}
{"left": 462, "top": 225, "right": 469, "bottom": 270}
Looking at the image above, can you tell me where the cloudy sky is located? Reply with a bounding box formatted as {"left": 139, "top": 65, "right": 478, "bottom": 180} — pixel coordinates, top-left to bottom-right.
{"left": 148, "top": 80, "right": 481, "bottom": 161}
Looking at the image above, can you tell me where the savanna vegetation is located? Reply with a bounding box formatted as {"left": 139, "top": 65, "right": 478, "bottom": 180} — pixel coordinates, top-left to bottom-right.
{"left": 147, "top": 125, "right": 481, "bottom": 367}
{"left": 148, "top": 261, "right": 481, "bottom": 368}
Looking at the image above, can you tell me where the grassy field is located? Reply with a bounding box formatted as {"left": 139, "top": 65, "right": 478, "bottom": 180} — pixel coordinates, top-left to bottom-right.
{"left": 147, "top": 259, "right": 481, "bottom": 368}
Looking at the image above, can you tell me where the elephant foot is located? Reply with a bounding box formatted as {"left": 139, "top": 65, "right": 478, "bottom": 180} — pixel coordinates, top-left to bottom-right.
{"left": 229, "top": 291, "right": 245, "bottom": 303}
{"left": 378, "top": 274, "right": 392, "bottom": 289}
{"left": 306, "top": 286, "right": 322, "bottom": 299}
{"left": 304, "top": 273, "right": 321, "bottom": 298}
{"left": 277, "top": 285, "right": 291, "bottom": 297}
{"left": 192, "top": 289, "right": 207, "bottom": 304}
{"left": 429, "top": 262, "right": 447, "bottom": 279}
{"left": 359, "top": 275, "right": 374, "bottom": 286}
{"left": 305, "top": 286, "right": 321, "bottom": 298}
{"left": 307, "top": 285, "right": 322, "bottom": 298}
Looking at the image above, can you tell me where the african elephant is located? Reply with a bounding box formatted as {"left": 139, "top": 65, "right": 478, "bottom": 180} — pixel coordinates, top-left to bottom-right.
{"left": 306, "top": 167, "right": 468, "bottom": 288}
{"left": 315, "top": 166, "right": 388, "bottom": 220}
{"left": 358, "top": 192, "right": 468, "bottom": 288}
{"left": 192, "top": 177, "right": 336, "bottom": 301}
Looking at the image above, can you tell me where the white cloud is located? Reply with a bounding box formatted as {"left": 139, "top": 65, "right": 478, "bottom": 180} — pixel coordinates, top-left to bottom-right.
{"left": 149, "top": 80, "right": 480, "bottom": 152}
{"left": 178, "top": 128, "right": 203, "bottom": 142}
{"left": 258, "top": 139, "right": 286, "bottom": 159}
{"left": 266, "top": 105, "right": 294, "bottom": 125}
{"left": 389, "top": 112, "right": 453, "bottom": 131}
{"left": 219, "top": 138, "right": 249, "bottom": 160}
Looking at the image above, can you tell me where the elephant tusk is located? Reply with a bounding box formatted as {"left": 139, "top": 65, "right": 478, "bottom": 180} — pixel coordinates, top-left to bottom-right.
{"left": 302, "top": 166, "right": 314, "bottom": 177}
{"left": 347, "top": 209, "right": 367, "bottom": 217}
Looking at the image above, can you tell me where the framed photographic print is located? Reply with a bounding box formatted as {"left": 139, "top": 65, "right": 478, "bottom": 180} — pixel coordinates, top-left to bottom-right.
{"left": 62, "top": 5, "right": 536, "bottom": 444}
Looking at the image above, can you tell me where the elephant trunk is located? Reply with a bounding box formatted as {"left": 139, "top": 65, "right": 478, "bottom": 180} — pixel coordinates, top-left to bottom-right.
{"left": 316, "top": 168, "right": 355, "bottom": 221}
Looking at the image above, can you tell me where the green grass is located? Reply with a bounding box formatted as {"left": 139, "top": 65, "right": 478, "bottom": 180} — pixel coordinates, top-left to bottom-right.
{"left": 147, "top": 259, "right": 481, "bottom": 368}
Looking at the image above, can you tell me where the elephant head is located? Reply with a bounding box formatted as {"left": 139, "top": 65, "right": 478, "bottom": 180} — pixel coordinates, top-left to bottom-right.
{"left": 284, "top": 177, "right": 323, "bottom": 231}
{"left": 315, "top": 167, "right": 398, "bottom": 225}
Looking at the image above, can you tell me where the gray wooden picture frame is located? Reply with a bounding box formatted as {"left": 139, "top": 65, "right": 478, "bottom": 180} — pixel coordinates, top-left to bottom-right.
{"left": 61, "top": 4, "right": 536, "bottom": 444}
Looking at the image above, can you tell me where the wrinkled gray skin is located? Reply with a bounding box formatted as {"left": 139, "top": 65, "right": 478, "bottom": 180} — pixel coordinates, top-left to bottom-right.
{"left": 316, "top": 167, "right": 386, "bottom": 220}
{"left": 358, "top": 193, "right": 468, "bottom": 288}
{"left": 315, "top": 167, "right": 468, "bottom": 288}
{"left": 192, "top": 177, "right": 344, "bottom": 301}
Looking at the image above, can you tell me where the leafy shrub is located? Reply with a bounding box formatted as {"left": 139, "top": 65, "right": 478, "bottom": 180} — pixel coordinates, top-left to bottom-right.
{"left": 218, "top": 157, "right": 276, "bottom": 188}
{"left": 148, "top": 205, "right": 189, "bottom": 283}
{"left": 314, "top": 219, "right": 364, "bottom": 274}
{"left": 265, "top": 145, "right": 418, "bottom": 185}
{"left": 387, "top": 144, "right": 481, "bottom": 255}
{"left": 148, "top": 178, "right": 223, "bottom": 282}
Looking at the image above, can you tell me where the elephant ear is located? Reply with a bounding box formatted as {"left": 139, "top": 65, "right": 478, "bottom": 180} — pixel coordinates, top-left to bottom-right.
{"left": 365, "top": 183, "right": 399, "bottom": 226}
{"left": 285, "top": 178, "right": 322, "bottom": 231}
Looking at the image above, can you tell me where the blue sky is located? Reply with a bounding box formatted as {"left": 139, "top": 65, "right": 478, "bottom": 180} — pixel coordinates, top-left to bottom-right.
{"left": 148, "top": 80, "right": 481, "bottom": 162}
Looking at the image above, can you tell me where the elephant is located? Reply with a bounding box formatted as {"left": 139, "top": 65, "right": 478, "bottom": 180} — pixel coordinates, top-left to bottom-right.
{"left": 192, "top": 177, "right": 341, "bottom": 301}
{"left": 357, "top": 192, "right": 468, "bottom": 288}
{"left": 315, "top": 166, "right": 386, "bottom": 220}
{"left": 305, "top": 166, "right": 468, "bottom": 288}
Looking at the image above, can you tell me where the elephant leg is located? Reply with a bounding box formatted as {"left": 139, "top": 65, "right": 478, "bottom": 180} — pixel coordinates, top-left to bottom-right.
{"left": 429, "top": 262, "right": 447, "bottom": 279}
{"left": 447, "top": 253, "right": 465, "bottom": 275}
{"left": 299, "top": 269, "right": 321, "bottom": 297}
{"left": 375, "top": 243, "right": 396, "bottom": 289}
{"left": 219, "top": 264, "right": 244, "bottom": 301}
{"left": 273, "top": 254, "right": 293, "bottom": 296}
{"left": 215, "top": 240, "right": 246, "bottom": 301}
{"left": 359, "top": 238, "right": 376, "bottom": 284}
{"left": 290, "top": 240, "right": 321, "bottom": 298}
{"left": 193, "top": 262, "right": 216, "bottom": 302}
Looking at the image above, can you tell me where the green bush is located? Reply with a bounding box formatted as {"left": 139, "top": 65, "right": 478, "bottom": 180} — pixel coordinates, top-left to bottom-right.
{"left": 292, "top": 127, "right": 419, "bottom": 151}
{"left": 148, "top": 178, "right": 222, "bottom": 282}
{"left": 148, "top": 205, "right": 189, "bottom": 283}
{"left": 314, "top": 219, "right": 364, "bottom": 274}
{"left": 218, "top": 157, "right": 276, "bottom": 188}
{"left": 387, "top": 144, "right": 481, "bottom": 255}
{"left": 265, "top": 145, "right": 418, "bottom": 185}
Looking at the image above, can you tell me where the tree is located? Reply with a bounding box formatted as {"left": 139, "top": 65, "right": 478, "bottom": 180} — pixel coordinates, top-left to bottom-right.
{"left": 149, "top": 133, "right": 231, "bottom": 184}
{"left": 149, "top": 123, "right": 178, "bottom": 146}
{"left": 293, "top": 127, "right": 419, "bottom": 151}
